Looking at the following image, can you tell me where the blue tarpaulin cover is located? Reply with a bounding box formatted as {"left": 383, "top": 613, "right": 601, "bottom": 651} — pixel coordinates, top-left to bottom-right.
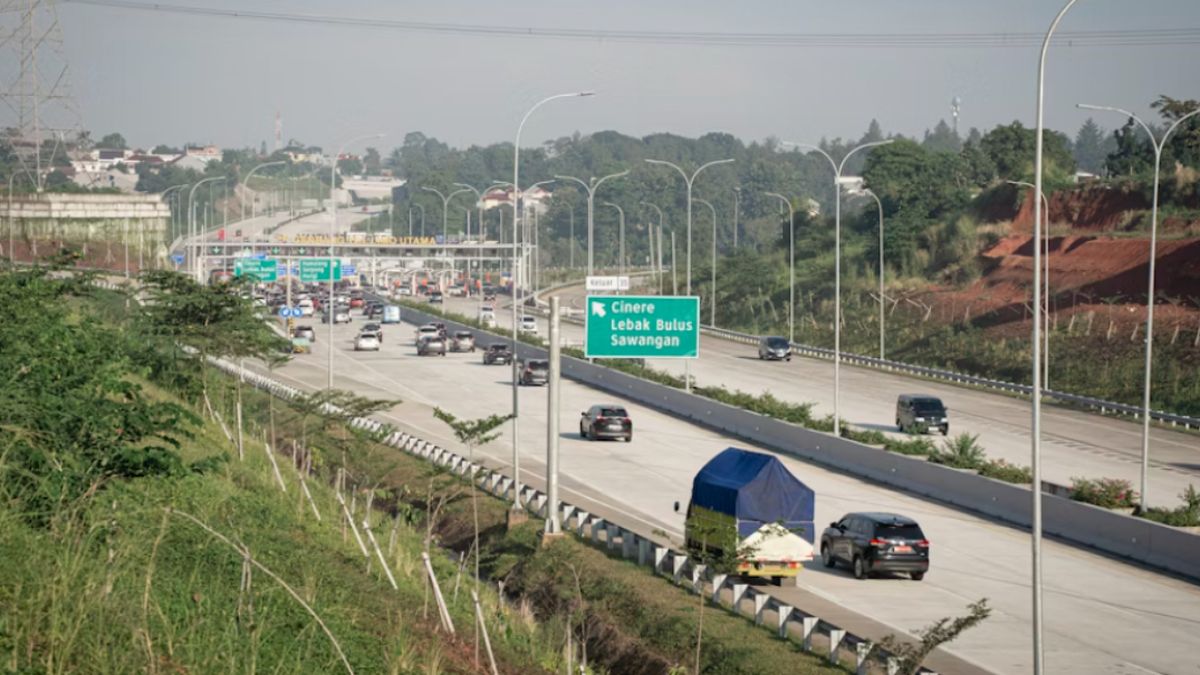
{"left": 690, "top": 447, "right": 816, "bottom": 543}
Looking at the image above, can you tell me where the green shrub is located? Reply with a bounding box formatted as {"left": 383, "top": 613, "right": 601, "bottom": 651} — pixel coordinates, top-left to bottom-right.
{"left": 978, "top": 459, "right": 1033, "bottom": 484}
{"left": 1069, "top": 477, "right": 1138, "bottom": 509}
{"left": 929, "top": 433, "right": 986, "bottom": 470}
{"left": 883, "top": 436, "right": 936, "bottom": 456}
{"left": 1138, "top": 485, "right": 1200, "bottom": 526}
{"left": 844, "top": 428, "right": 888, "bottom": 445}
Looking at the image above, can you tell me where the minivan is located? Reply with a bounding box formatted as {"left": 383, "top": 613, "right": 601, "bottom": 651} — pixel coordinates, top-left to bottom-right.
{"left": 757, "top": 336, "right": 792, "bottom": 361}
{"left": 895, "top": 394, "right": 949, "bottom": 435}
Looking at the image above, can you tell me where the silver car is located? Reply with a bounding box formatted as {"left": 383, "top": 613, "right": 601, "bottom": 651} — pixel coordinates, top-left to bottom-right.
{"left": 417, "top": 335, "right": 447, "bottom": 356}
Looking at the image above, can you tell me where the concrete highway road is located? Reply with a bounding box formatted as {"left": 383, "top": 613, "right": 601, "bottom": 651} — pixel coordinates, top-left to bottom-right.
{"left": 246, "top": 314, "right": 1200, "bottom": 675}
{"left": 480, "top": 285, "right": 1200, "bottom": 511}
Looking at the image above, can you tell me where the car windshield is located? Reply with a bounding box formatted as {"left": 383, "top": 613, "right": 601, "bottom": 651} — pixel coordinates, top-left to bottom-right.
{"left": 766, "top": 337, "right": 789, "bottom": 348}
{"left": 875, "top": 523, "right": 924, "bottom": 540}
{"left": 528, "top": 360, "right": 548, "bottom": 370}
{"left": 599, "top": 408, "right": 627, "bottom": 418}
{"left": 455, "top": 332, "right": 472, "bottom": 338}
{"left": 913, "top": 399, "right": 945, "bottom": 414}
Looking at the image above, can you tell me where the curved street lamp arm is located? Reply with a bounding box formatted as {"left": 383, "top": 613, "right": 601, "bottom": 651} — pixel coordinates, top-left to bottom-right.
{"left": 691, "top": 158, "right": 735, "bottom": 183}
{"left": 784, "top": 142, "right": 838, "bottom": 176}
{"left": 644, "top": 158, "right": 689, "bottom": 185}
{"left": 593, "top": 169, "right": 631, "bottom": 192}
{"left": 838, "top": 139, "right": 894, "bottom": 175}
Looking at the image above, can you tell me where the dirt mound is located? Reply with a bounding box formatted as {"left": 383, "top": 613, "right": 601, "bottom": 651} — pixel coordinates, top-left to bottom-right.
{"left": 1010, "top": 186, "right": 1149, "bottom": 233}
{"left": 980, "top": 235, "right": 1200, "bottom": 301}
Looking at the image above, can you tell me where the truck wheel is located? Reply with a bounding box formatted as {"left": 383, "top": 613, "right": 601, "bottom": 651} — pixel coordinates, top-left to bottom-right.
{"left": 853, "top": 556, "right": 868, "bottom": 580}
{"left": 821, "top": 545, "right": 835, "bottom": 568}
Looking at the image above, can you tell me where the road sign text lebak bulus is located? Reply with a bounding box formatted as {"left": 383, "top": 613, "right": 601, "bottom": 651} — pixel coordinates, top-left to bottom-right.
{"left": 585, "top": 295, "right": 699, "bottom": 359}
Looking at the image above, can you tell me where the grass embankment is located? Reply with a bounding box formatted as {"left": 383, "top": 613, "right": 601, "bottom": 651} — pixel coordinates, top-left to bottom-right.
{"left": 0, "top": 377, "right": 554, "bottom": 674}
{"left": 235, "top": 377, "right": 848, "bottom": 675}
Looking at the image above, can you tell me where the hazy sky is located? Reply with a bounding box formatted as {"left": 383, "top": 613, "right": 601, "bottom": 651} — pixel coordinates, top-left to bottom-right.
{"left": 56, "top": 0, "right": 1200, "bottom": 153}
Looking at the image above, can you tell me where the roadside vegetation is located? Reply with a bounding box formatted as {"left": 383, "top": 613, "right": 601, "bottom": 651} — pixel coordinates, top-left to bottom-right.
{"left": 0, "top": 261, "right": 564, "bottom": 674}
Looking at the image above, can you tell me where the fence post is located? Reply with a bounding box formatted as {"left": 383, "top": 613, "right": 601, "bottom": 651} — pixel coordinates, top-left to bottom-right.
{"left": 777, "top": 605, "right": 793, "bottom": 639}
{"left": 801, "top": 616, "right": 819, "bottom": 652}
{"left": 710, "top": 573, "right": 727, "bottom": 605}
{"left": 829, "top": 629, "right": 846, "bottom": 665}
{"left": 856, "top": 642, "right": 873, "bottom": 675}
{"left": 753, "top": 593, "right": 768, "bottom": 625}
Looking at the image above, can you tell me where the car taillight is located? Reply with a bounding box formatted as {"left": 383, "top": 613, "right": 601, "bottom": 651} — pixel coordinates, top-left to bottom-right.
{"left": 623, "top": 418, "right": 631, "bottom": 424}
{"left": 917, "top": 539, "right": 930, "bottom": 547}
{"left": 869, "top": 538, "right": 887, "bottom": 547}
{"left": 594, "top": 416, "right": 606, "bottom": 423}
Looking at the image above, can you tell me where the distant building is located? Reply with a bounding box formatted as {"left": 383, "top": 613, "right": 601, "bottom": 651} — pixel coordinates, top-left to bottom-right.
{"left": 1074, "top": 171, "right": 1100, "bottom": 184}
{"left": 480, "top": 185, "right": 552, "bottom": 215}
{"left": 184, "top": 145, "right": 222, "bottom": 162}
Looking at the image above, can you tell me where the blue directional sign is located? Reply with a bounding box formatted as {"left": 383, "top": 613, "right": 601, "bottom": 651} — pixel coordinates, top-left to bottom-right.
{"left": 171, "top": 253, "right": 185, "bottom": 265}
{"left": 251, "top": 252, "right": 267, "bottom": 260}
{"left": 342, "top": 264, "right": 357, "bottom": 276}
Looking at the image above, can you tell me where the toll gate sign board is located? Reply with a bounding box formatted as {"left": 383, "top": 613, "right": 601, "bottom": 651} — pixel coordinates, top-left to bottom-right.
{"left": 584, "top": 295, "right": 699, "bottom": 359}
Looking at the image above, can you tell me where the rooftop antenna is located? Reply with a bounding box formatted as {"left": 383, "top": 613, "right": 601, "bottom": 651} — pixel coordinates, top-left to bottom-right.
{"left": 951, "top": 96, "right": 962, "bottom": 136}
{"left": 274, "top": 111, "right": 282, "bottom": 152}
{"left": 0, "top": 0, "right": 84, "bottom": 191}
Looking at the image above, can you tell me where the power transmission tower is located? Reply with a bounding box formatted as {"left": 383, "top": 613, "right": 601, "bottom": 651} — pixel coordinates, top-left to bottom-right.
{"left": 0, "top": 0, "right": 84, "bottom": 191}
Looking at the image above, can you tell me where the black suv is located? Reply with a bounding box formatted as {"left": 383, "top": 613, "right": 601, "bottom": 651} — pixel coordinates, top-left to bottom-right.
{"left": 896, "top": 394, "right": 949, "bottom": 435}
{"left": 580, "top": 405, "right": 632, "bottom": 442}
{"left": 519, "top": 359, "right": 549, "bottom": 386}
{"left": 482, "top": 343, "right": 512, "bottom": 365}
{"left": 820, "top": 512, "right": 929, "bottom": 580}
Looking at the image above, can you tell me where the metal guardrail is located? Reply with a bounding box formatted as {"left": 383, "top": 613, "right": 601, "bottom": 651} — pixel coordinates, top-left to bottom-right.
{"left": 699, "top": 325, "right": 1200, "bottom": 431}
{"left": 211, "top": 355, "right": 938, "bottom": 675}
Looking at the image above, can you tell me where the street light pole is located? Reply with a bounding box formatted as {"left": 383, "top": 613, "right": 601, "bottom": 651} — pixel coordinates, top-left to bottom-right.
{"left": 1031, "top": 4, "right": 1078, "bottom": 672}
{"left": 601, "top": 201, "right": 626, "bottom": 276}
{"left": 492, "top": 179, "right": 556, "bottom": 296}
{"left": 645, "top": 158, "right": 733, "bottom": 394}
{"left": 1007, "top": 180, "right": 1052, "bottom": 389}
{"left": 187, "top": 176, "right": 225, "bottom": 282}
{"left": 1077, "top": 102, "right": 1200, "bottom": 511}
{"left": 644, "top": 158, "right": 734, "bottom": 297}
{"left": 242, "top": 161, "right": 286, "bottom": 224}
{"left": 554, "top": 170, "right": 629, "bottom": 278}
{"left": 640, "top": 201, "right": 665, "bottom": 294}
{"left": 328, "top": 132, "right": 384, "bottom": 390}
{"left": 861, "top": 188, "right": 886, "bottom": 360}
{"left": 414, "top": 203, "right": 426, "bottom": 237}
{"left": 784, "top": 139, "right": 893, "bottom": 435}
{"left": 693, "top": 198, "right": 718, "bottom": 326}
{"left": 733, "top": 186, "right": 741, "bottom": 249}
{"left": 510, "top": 91, "right": 595, "bottom": 513}
{"left": 764, "top": 192, "right": 796, "bottom": 343}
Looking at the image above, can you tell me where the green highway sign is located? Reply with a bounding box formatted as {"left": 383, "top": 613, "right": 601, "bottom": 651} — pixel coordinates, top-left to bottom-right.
{"left": 233, "top": 258, "right": 278, "bottom": 282}
{"left": 299, "top": 258, "right": 342, "bottom": 283}
{"left": 584, "top": 295, "right": 699, "bottom": 359}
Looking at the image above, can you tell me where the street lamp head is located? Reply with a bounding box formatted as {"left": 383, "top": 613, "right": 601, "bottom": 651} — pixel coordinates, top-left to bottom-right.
{"left": 577, "top": 91, "right": 597, "bottom": 97}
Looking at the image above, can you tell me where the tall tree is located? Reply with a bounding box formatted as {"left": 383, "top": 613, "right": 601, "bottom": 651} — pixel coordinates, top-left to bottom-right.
{"left": 96, "top": 132, "right": 128, "bottom": 150}
{"left": 922, "top": 119, "right": 962, "bottom": 154}
{"left": 1073, "top": 118, "right": 1107, "bottom": 174}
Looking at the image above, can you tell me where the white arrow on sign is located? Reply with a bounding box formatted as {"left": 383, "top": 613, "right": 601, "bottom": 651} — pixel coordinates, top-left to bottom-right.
{"left": 591, "top": 301, "right": 606, "bottom": 318}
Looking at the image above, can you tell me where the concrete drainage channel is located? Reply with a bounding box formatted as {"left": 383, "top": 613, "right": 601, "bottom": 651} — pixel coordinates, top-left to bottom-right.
{"left": 210, "top": 356, "right": 939, "bottom": 675}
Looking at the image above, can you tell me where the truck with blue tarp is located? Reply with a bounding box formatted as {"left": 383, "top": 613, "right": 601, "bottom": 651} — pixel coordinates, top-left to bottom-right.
{"left": 683, "top": 447, "right": 815, "bottom": 585}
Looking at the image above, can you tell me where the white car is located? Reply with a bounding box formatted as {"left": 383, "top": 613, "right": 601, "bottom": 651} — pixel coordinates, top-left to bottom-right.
{"left": 354, "top": 332, "right": 381, "bottom": 351}
{"left": 519, "top": 315, "right": 538, "bottom": 334}
{"left": 333, "top": 310, "right": 352, "bottom": 324}
{"left": 297, "top": 299, "right": 315, "bottom": 316}
{"left": 396, "top": 287, "right": 413, "bottom": 296}
{"left": 447, "top": 286, "right": 466, "bottom": 297}
{"left": 479, "top": 306, "right": 496, "bottom": 328}
{"left": 414, "top": 324, "right": 440, "bottom": 344}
